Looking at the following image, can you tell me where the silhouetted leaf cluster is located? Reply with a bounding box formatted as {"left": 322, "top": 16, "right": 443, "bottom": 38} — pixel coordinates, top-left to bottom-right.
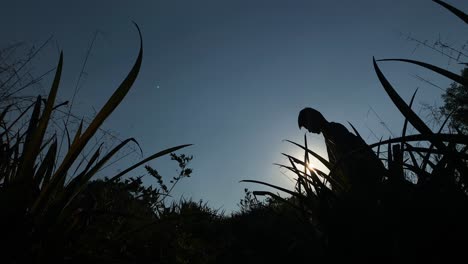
{"left": 441, "top": 67, "right": 468, "bottom": 133}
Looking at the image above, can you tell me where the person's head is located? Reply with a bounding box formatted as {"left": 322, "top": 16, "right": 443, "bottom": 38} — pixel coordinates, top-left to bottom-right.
{"left": 298, "top": 107, "right": 328, "bottom": 134}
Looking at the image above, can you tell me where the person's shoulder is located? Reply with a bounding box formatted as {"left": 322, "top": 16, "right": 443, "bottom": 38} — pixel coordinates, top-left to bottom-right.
{"left": 327, "top": 122, "right": 362, "bottom": 143}
{"left": 328, "top": 122, "right": 351, "bottom": 134}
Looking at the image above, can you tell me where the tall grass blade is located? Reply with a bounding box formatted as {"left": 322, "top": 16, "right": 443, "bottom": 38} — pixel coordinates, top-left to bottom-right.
{"left": 373, "top": 58, "right": 448, "bottom": 149}
{"left": 63, "top": 122, "right": 71, "bottom": 150}
{"left": 39, "top": 134, "right": 57, "bottom": 154}
{"left": 433, "top": 0, "right": 468, "bottom": 24}
{"left": 78, "top": 143, "right": 103, "bottom": 176}
{"left": 53, "top": 23, "right": 143, "bottom": 181}
{"left": 34, "top": 139, "right": 57, "bottom": 188}
{"left": 33, "top": 24, "right": 143, "bottom": 213}
{"left": 71, "top": 120, "right": 83, "bottom": 148}
{"left": 302, "top": 134, "right": 309, "bottom": 194}
{"left": 369, "top": 133, "right": 468, "bottom": 147}
{"left": 421, "top": 112, "right": 455, "bottom": 172}
{"left": 19, "top": 52, "right": 63, "bottom": 181}
{"left": 378, "top": 58, "right": 468, "bottom": 86}
{"left": 401, "top": 89, "right": 418, "bottom": 149}
{"left": 289, "top": 156, "right": 316, "bottom": 198}
{"left": 374, "top": 58, "right": 468, "bottom": 183}
{"left": 274, "top": 163, "right": 340, "bottom": 190}
{"left": 17, "top": 96, "right": 42, "bottom": 181}
{"left": 285, "top": 140, "right": 331, "bottom": 169}
{"left": 408, "top": 146, "right": 468, "bottom": 159}
{"left": 387, "top": 137, "right": 393, "bottom": 169}
{"left": 0, "top": 101, "right": 36, "bottom": 138}
{"left": 404, "top": 143, "right": 420, "bottom": 169}
{"left": 280, "top": 153, "right": 340, "bottom": 188}
{"left": 347, "top": 122, "right": 364, "bottom": 141}
{"left": 0, "top": 104, "right": 12, "bottom": 123}
{"left": 87, "top": 138, "right": 141, "bottom": 177}
{"left": 376, "top": 137, "right": 383, "bottom": 158}
{"left": 64, "top": 138, "right": 140, "bottom": 206}
{"left": 109, "top": 144, "right": 192, "bottom": 182}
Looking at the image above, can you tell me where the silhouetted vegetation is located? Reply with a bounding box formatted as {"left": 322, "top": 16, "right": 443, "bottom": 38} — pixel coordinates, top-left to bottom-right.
{"left": 243, "top": 0, "right": 468, "bottom": 262}
{"left": 1, "top": 1, "right": 467, "bottom": 263}
{"left": 441, "top": 67, "right": 468, "bottom": 133}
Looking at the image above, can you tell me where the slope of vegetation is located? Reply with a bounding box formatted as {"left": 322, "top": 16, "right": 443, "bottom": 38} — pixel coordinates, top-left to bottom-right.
{"left": 0, "top": 1, "right": 467, "bottom": 263}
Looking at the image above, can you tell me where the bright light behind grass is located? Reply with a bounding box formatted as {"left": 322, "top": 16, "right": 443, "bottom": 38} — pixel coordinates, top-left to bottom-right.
{"left": 306, "top": 162, "right": 316, "bottom": 172}
{"left": 276, "top": 146, "right": 331, "bottom": 192}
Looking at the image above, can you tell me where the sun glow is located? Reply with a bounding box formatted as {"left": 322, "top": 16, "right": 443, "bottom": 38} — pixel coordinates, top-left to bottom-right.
{"left": 305, "top": 162, "right": 316, "bottom": 173}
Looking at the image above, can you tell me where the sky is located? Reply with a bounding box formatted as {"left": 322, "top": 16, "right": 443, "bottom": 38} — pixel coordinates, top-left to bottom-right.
{"left": 1, "top": 0, "right": 467, "bottom": 213}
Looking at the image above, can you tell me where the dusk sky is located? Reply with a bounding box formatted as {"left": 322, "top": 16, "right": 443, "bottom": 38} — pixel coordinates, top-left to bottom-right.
{"left": 1, "top": 0, "right": 466, "bottom": 212}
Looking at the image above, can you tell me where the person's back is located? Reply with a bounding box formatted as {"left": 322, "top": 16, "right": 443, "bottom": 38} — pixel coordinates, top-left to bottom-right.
{"left": 299, "top": 108, "right": 388, "bottom": 258}
{"left": 298, "top": 108, "right": 384, "bottom": 194}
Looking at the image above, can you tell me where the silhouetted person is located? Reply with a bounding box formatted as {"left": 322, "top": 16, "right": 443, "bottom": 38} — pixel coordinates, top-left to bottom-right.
{"left": 298, "top": 107, "right": 384, "bottom": 194}
{"left": 298, "top": 107, "right": 389, "bottom": 260}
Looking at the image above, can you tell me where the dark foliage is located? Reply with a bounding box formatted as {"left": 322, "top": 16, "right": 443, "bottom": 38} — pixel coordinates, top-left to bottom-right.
{"left": 1, "top": 1, "right": 467, "bottom": 263}
{"left": 441, "top": 67, "right": 468, "bottom": 133}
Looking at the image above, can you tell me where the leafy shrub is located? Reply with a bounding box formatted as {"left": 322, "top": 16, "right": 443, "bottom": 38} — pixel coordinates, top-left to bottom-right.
{"left": 0, "top": 24, "right": 190, "bottom": 262}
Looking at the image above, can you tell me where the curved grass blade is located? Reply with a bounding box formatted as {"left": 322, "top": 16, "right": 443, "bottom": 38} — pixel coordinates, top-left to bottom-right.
{"left": 285, "top": 139, "right": 331, "bottom": 169}
{"left": 276, "top": 162, "right": 341, "bottom": 196}
{"left": 376, "top": 137, "right": 383, "bottom": 158}
{"left": 52, "top": 100, "right": 69, "bottom": 110}
{"left": 109, "top": 144, "right": 192, "bottom": 182}
{"left": 302, "top": 134, "right": 309, "bottom": 194}
{"left": 280, "top": 153, "right": 341, "bottom": 189}
{"left": 34, "top": 139, "right": 58, "bottom": 188}
{"left": 85, "top": 138, "right": 141, "bottom": 179}
{"left": 398, "top": 88, "right": 418, "bottom": 177}
{"left": 39, "top": 134, "right": 57, "bottom": 154}
{"left": 348, "top": 121, "right": 364, "bottom": 141}
{"left": 288, "top": 156, "right": 316, "bottom": 198}
{"left": 16, "top": 96, "right": 42, "bottom": 181}
{"left": 401, "top": 89, "right": 418, "bottom": 148}
{"left": 33, "top": 24, "right": 143, "bottom": 213}
{"left": 402, "top": 163, "right": 432, "bottom": 179}
{"left": 372, "top": 58, "right": 459, "bottom": 152}
{"left": 405, "top": 144, "right": 437, "bottom": 170}
{"left": 404, "top": 143, "right": 420, "bottom": 168}
{"left": 6, "top": 133, "right": 21, "bottom": 185}
{"left": 433, "top": 0, "right": 468, "bottom": 24}
{"left": 398, "top": 90, "right": 416, "bottom": 177}
{"left": 53, "top": 23, "right": 143, "bottom": 181}
{"left": 421, "top": 111, "right": 457, "bottom": 171}
{"left": 387, "top": 137, "right": 393, "bottom": 169}
{"left": 407, "top": 146, "right": 468, "bottom": 160}
{"left": 240, "top": 179, "right": 305, "bottom": 199}
{"left": 71, "top": 120, "right": 83, "bottom": 148}
{"left": 0, "top": 104, "right": 12, "bottom": 123}
{"left": 377, "top": 58, "right": 468, "bottom": 86}
{"left": 63, "top": 121, "right": 71, "bottom": 150}
{"left": 369, "top": 133, "right": 468, "bottom": 147}
{"left": 62, "top": 138, "right": 140, "bottom": 206}
{"left": 21, "top": 52, "right": 63, "bottom": 179}
{"left": 78, "top": 143, "right": 103, "bottom": 177}
{"left": 275, "top": 163, "right": 324, "bottom": 186}
{"left": 290, "top": 154, "right": 304, "bottom": 193}
{"left": 55, "top": 145, "right": 103, "bottom": 220}
{"left": 0, "top": 101, "right": 37, "bottom": 138}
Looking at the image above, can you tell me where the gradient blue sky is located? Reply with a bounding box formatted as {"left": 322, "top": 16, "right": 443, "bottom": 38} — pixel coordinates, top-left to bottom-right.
{"left": 1, "top": 0, "right": 466, "bottom": 212}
